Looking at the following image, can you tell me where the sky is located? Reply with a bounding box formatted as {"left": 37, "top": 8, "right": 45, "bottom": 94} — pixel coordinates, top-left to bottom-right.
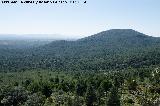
{"left": 0, "top": 0, "right": 160, "bottom": 38}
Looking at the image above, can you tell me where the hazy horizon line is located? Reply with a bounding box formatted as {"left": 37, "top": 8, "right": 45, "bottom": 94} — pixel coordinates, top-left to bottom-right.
{"left": 0, "top": 29, "right": 159, "bottom": 39}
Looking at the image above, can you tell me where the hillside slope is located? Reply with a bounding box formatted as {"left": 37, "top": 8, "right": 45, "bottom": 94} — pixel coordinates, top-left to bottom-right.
{"left": 1, "top": 29, "right": 160, "bottom": 71}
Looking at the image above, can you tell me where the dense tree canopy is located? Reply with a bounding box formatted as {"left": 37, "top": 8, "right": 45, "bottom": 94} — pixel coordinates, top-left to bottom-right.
{"left": 0, "top": 29, "right": 160, "bottom": 105}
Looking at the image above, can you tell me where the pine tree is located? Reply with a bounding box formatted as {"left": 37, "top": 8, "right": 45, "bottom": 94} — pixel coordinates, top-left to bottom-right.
{"left": 85, "top": 85, "right": 97, "bottom": 106}
{"left": 107, "top": 86, "right": 120, "bottom": 106}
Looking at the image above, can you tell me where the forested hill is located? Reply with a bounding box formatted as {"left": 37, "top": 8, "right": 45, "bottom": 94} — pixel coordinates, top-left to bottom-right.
{"left": 39, "top": 29, "right": 160, "bottom": 57}
{"left": 79, "top": 29, "right": 159, "bottom": 48}
{"left": 1, "top": 29, "right": 160, "bottom": 71}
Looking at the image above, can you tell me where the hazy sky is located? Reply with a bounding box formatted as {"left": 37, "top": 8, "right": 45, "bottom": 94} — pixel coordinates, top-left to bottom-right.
{"left": 0, "top": 0, "right": 160, "bottom": 38}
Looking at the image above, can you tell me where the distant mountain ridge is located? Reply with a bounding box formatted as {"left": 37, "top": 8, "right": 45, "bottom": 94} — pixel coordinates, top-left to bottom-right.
{"left": 1, "top": 29, "right": 160, "bottom": 71}
{"left": 0, "top": 34, "right": 78, "bottom": 40}
{"left": 79, "top": 29, "right": 154, "bottom": 44}
{"left": 39, "top": 29, "right": 160, "bottom": 57}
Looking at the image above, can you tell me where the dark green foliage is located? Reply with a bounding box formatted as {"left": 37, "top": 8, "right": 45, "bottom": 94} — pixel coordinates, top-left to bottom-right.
{"left": 24, "top": 92, "right": 45, "bottom": 106}
{"left": 1, "top": 86, "right": 28, "bottom": 106}
{"left": 128, "top": 79, "right": 138, "bottom": 91}
{"left": 58, "top": 82, "right": 70, "bottom": 92}
{"left": 13, "top": 81, "right": 19, "bottom": 86}
{"left": 149, "top": 86, "right": 160, "bottom": 94}
{"left": 23, "top": 79, "right": 32, "bottom": 87}
{"left": 41, "top": 85, "right": 52, "bottom": 98}
{"left": 85, "top": 85, "right": 97, "bottom": 106}
{"left": 99, "top": 80, "right": 112, "bottom": 95}
{"left": 54, "top": 76, "right": 59, "bottom": 84}
{"left": 76, "top": 80, "right": 87, "bottom": 96}
{"left": 107, "top": 86, "right": 120, "bottom": 106}
{"left": 28, "top": 82, "right": 41, "bottom": 93}
{"left": 125, "top": 98, "right": 135, "bottom": 104}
